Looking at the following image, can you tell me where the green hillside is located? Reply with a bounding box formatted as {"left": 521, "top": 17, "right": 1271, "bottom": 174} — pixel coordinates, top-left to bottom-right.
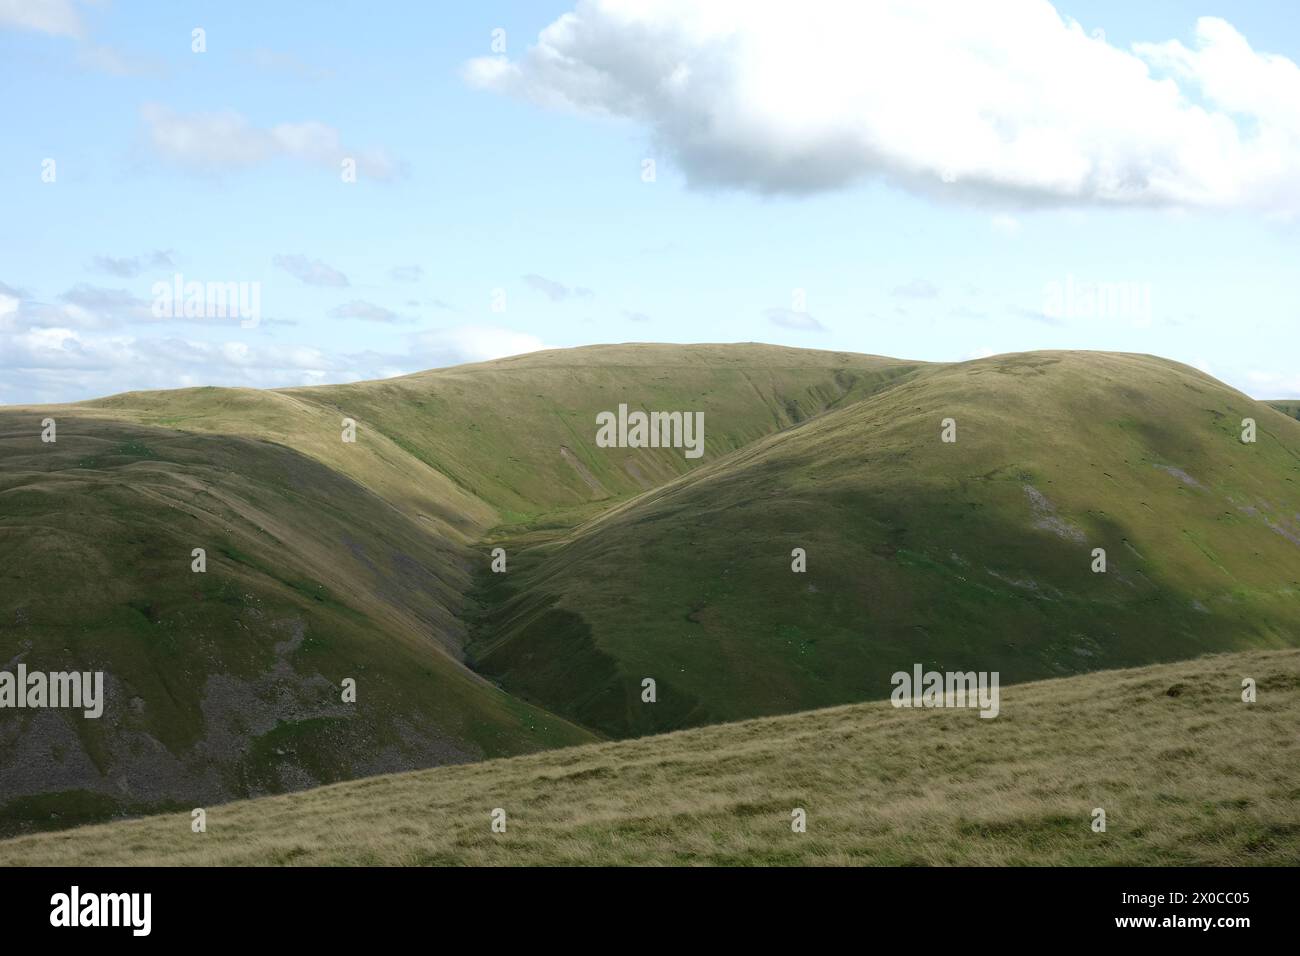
{"left": 1268, "top": 400, "right": 1300, "bottom": 422}
{"left": 0, "top": 412, "right": 593, "bottom": 837}
{"left": 469, "top": 352, "right": 1300, "bottom": 737}
{"left": 3, "top": 345, "right": 1298, "bottom": 837}
{"left": 0, "top": 344, "right": 909, "bottom": 834}
{"left": 0, "top": 648, "right": 1293, "bottom": 866}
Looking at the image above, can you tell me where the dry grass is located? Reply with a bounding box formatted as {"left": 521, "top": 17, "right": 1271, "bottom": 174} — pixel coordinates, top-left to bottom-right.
{"left": 1, "top": 648, "right": 1296, "bottom": 866}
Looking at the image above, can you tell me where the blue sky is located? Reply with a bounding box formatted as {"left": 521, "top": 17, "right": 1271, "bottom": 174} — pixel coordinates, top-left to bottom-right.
{"left": 2, "top": 0, "right": 1298, "bottom": 404}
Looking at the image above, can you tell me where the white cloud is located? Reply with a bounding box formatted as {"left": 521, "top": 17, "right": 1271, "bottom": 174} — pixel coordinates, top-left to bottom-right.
{"left": 390, "top": 265, "right": 423, "bottom": 283}
{"left": 765, "top": 307, "right": 826, "bottom": 332}
{"left": 91, "top": 251, "right": 175, "bottom": 278}
{"left": 140, "top": 104, "right": 400, "bottom": 180}
{"left": 329, "top": 300, "right": 403, "bottom": 323}
{"left": 273, "top": 255, "right": 350, "bottom": 288}
{"left": 991, "top": 214, "right": 1022, "bottom": 236}
{"left": 522, "top": 274, "right": 593, "bottom": 302}
{"left": 0, "top": 0, "right": 82, "bottom": 37}
{"left": 0, "top": 320, "right": 554, "bottom": 404}
{"left": 408, "top": 325, "right": 549, "bottom": 367}
{"left": 1246, "top": 369, "right": 1300, "bottom": 395}
{"left": 466, "top": 1, "right": 1300, "bottom": 212}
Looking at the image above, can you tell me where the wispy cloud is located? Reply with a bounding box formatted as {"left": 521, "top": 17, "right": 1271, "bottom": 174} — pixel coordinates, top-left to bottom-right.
{"left": 765, "top": 307, "right": 827, "bottom": 332}
{"left": 329, "top": 300, "right": 403, "bottom": 323}
{"left": 523, "top": 274, "right": 593, "bottom": 302}
{"left": 0, "top": 0, "right": 83, "bottom": 37}
{"left": 91, "top": 251, "right": 175, "bottom": 279}
{"left": 892, "top": 279, "right": 939, "bottom": 299}
{"left": 141, "top": 103, "right": 401, "bottom": 180}
{"left": 390, "top": 265, "right": 423, "bottom": 283}
{"left": 274, "top": 255, "right": 349, "bottom": 288}
{"left": 236, "top": 48, "right": 334, "bottom": 82}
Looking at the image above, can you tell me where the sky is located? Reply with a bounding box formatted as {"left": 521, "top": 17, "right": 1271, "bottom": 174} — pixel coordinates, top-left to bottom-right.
{"left": 1, "top": 0, "right": 1298, "bottom": 405}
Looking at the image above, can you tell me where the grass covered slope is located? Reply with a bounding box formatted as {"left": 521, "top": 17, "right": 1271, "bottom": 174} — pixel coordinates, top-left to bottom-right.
{"left": 0, "top": 648, "right": 1293, "bottom": 866}
{"left": 0, "top": 412, "right": 593, "bottom": 837}
{"left": 0, "top": 344, "right": 912, "bottom": 833}
{"left": 279, "top": 343, "right": 922, "bottom": 519}
{"left": 4, "top": 344, "right": 1298, "bottom": 839}
{"left": 1269, "top": 400, "right": 1300, "bottom": 422}
{"left": 72, "top": 343, "right": 921, "bottom": 525}
{"left": 470, "top": 352, "right": 1300, "bottom": 737}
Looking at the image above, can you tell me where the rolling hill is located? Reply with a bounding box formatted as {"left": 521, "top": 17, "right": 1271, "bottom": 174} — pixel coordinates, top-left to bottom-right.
{"left": 2, "top": 344, "right": 1298, "bottom": 838}
{"left": 469, "top": 351, "right": 1300, "bottom": 736}
{"left": 0, "top": 648, "right": 1294, "bottom": 866}
{"left": 0, "top": 344, "right": 910, "bottom": 834}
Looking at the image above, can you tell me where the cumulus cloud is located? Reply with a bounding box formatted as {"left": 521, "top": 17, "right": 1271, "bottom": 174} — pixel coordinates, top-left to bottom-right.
{"left": 523, "top": 274, "right": 593, "bottom": 302}
{"left": 465, "top": 1, "right": 1300, "bottom": 212}
{"left": 0, "top": 328, "right": 344, "bottom": 403}
{"left": 273, "top": 254, "right": 349, "bottom": 287}
{"left": 0, "top": 320, "right": 553, "bottom": 404}
{"left": 140, "top": 103, "right": 400, "bottom": 180}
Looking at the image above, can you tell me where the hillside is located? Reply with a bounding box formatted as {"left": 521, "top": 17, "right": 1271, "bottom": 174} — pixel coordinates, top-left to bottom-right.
{"left": 469, "top": 351, "right": 1300, "bottom": 736}
{"left": 0, "top": 648, "right": 1294, "bottom": 866}
{"left": 0, "top": 344, "right": 908, "bottom": 834}
{"left": 1269, "top": 400, "right": 1300, "bottom": 422}
{"left": 0, "top": 412, "right": 594, "bottom": 837}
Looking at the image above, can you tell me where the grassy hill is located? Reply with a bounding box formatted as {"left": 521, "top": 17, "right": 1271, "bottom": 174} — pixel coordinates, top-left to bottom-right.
{"left": 1268, "top": 400, "right": 1300, "bottom": 422}
{"left": 469, "top": 351, "right": 1300, "bottom": 737}
{"left": 0, "top": 344, "right": 910, "bottom": 834}
{"left": 3, "top": 344, "right": 1298, "bottom": 838}
{"left": 0, "top": 648, "right": 1293, "bottom": 866}
{"left": 0, "top": 412, "right": 593, "bottom": 837}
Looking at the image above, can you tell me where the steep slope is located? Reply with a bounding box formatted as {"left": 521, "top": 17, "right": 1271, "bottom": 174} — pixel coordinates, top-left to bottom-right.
{"left": 0, "top": 344, "right": 914, "bottom": 834}
{"left": 1, "top": 648, "right": 1294, "bottom": 866}
{"left": 0, "top": 412, "right": 593, "bottom": 837}
{"left": 470, "top": 352, "right": 1300, "bottom": 737}
{"left": 1269, "top": 400, "right": 1300, "bottom": 422}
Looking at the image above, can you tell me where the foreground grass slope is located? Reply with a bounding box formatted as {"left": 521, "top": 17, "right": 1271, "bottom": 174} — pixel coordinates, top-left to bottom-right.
{"left": 1, "top": 648, "right": 1294, "bottom": 866}
{"left": 472, "top": 352, "right": 1300, "bottom": 737}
